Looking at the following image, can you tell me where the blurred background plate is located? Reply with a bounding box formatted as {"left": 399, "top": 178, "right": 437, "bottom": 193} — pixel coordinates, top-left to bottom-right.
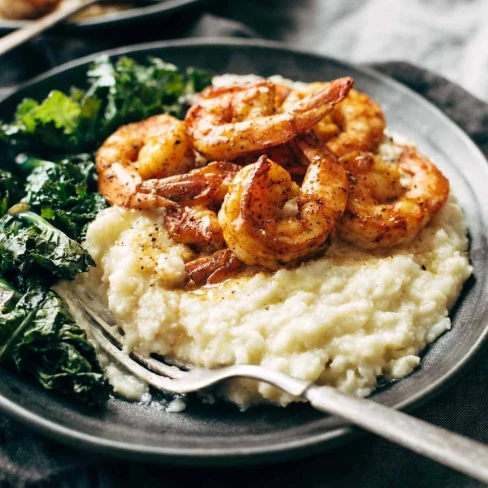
{"left": 0, "top": 0, "right": 210, "bottom": 33}
{"left": 0, "top": 38, "right": 487, "bottom": 465}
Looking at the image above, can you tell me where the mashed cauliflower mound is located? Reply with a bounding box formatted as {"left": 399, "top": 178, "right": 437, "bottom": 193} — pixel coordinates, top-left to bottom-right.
{"left": 80, "top": 195, "right": 471, "bottom": 407}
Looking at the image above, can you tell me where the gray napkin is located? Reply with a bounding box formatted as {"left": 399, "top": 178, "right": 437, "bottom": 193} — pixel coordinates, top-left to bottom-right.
{"left": 0, "top": 12, "right": 487, "bottom": 488}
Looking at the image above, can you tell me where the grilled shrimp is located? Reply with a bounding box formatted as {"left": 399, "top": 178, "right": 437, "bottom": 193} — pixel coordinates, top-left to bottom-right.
{"left": 338, "top": 147, "right": 449, "bottom": 249}
{"left": 185, "top": 249, "right": 244, "bottom": 285}
{"left": 235, "top": 143, "right": 308, "bottom": 176}
{"left": 162, "top": 162, "right": 241, "bottom": 252}
{"left": 153, "top": 161, "right": 241, "bottom": 208}
{"left": 281, "top": 85, "right": 386, "bottom": 157}
{"left": 96, "top": 114, "right": 196, "bottom": 209}
{"left": 327, "top": 89, "right": 386, "bottom": 157}
{"left": 185, "top": 77, "right": 354, "bottom": 161}
{"left": 165, "top": 205, "right": 225, "bottom": 253}
{"left": 0, "top": 0, "right": 60, "bottom": 19}
{"left": 96, "top": 111, "right": 240, "bottom": 247}
{"left": 219, "top": 135, "right": 348, "bottom": 270}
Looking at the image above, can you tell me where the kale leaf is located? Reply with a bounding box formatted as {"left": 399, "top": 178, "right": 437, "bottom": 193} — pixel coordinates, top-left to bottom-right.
{"left": 185, "top": 66, "right": 213, "bottom": 95}
{"left": 22, "top": 155, "right": 107, "bottom": 241}
{"left": 0, "top": 278, "right": 109, "bottom": 406}
{"left": 0, "top": 91, "right": 90, "bottom": 154}
{"left": 0, "top": 170, "right": 23, "bottom": 217}
{"left": 0, "top": 55, "right": 212, "bottom": 406}
{"left": 0, "top": 210, "right": 93, "bottom": 289}
{"left": 85, "top": 56, "right": 186, "bottom": 133}
{"left": 0, "top": 55, "right": 212, "bottom": 156}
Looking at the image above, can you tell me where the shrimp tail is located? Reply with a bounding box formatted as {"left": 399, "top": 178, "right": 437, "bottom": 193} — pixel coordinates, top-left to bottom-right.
{"left": 98, "top": 163, "right": 177, "bottom": 210}
{"left": 185, "top": 249, "right": 244, "bottom": 285}
{"left": 290, "top": 77, "right": 354, "bottom": 133}
{"left": 185, "top": 77, "right": 354, "bottom": 161}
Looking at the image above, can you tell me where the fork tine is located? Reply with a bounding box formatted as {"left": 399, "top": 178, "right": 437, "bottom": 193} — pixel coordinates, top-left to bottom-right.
{"left": 72, "top": 290, "right": 310, "bottom": 397}
{"left": 89, "top": 326, "right": 179, "bottom": 393}
{"left": 78, "top": 298, "right": 186, "bottom": 380}
{"left": 90, "top": 323, "right": 311, "bottom": 396}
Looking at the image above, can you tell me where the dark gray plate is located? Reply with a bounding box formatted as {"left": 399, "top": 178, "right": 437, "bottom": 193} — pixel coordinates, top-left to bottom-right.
{"left": 0, "top": 38, "right": 486, "bottom": 465}
{"left": 0, "top": 0, "right": 208, "bottom": 33}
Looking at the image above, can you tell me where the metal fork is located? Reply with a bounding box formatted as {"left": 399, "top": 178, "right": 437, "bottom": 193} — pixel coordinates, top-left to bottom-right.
{"left": 75, "top": 294, "right": 488, "bottom": 483}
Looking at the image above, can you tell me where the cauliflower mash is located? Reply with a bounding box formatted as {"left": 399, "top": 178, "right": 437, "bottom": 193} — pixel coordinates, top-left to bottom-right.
{"left": 79, "top": 193, "right": 471, "bottom": 407}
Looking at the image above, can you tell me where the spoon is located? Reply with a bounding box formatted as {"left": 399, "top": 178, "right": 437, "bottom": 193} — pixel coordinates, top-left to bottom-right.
{"left": 0, "top": 0, "right": 160, "bottom": 57}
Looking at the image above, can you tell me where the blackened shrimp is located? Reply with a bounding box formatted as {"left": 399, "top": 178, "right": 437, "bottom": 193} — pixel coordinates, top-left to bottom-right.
{"left": 281, "top": 85, "right": 386, "bottom": 157}
{"left": 165, "top": 205, "right": 226, "bottom": 253}
{"left": 152, "top": 161, "right": 241, "bottom": 208}
{"left": 161, "top": 162, "right": 241, "bottom": 252}
{"left": 338, "top": 147, "right": 450, "bottom": 249}
{"left": 327, "top": 89, "right": 386, "bottom": 157}
{"left": 185, "top": 77, "right": 354, "bottom": 161}
{"left": 96, "top": 114, "right": 196, "bottom": 209}
{"left": 218, "top": 135, "right": 348, "bottom": 270}
{"left": 185, "top": 249, "right": 244, "bottom": 285}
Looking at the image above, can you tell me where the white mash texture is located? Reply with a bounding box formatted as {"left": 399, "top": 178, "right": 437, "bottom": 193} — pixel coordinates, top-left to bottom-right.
{"left": 80, "top": 195, "right": 471, "bottom": 407}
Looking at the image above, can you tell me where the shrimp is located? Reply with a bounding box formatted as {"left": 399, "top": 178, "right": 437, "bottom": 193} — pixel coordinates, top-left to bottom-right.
{"left": 96, "top": 114, "right": 196, "bottom": 209}
{"left": 152, "top": 161, "right": 241, "bottom": 208}
{"left": 281, "top": 85, "right": 386, "bottom": 157}
{"left": 338, "top": 147, "right": 449, "bottom": 249}
{"left": 327, "top": 89, "right": 386, "bottom": 157}
{"left": 185, "top": 77, "right": 354, "bottom": 161}
{"left": 165, "top": 205, "right": 226, "bottom": 253}
{"left": 0, "top": 0, "right": 60, "bottom": 19}
{"left": 218, "top": 134, "right": 348, "bottom": 270}
{"left": 161, "top": 162, "right": 241, "bottom": 252}
{"left": 235, "top": 143, "right": 308, "bottom": 176}
{"left": 185, "top": 249, "right": 244, "bottom": 285}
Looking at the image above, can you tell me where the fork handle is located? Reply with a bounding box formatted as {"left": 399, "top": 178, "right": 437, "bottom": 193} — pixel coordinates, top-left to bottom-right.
{"left": 305, "top": 385, "right": 488, "bottom": 483}
{"left": 0, "top": 0, "right": 100, "bottom": 57}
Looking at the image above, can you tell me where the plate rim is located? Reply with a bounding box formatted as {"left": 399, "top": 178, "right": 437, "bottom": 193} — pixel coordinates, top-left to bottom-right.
{"left": 0, "top": 0, "right": 209, "bottom": 31}
{"left": 0, "top": 37, "right": 487, "bottom": 464}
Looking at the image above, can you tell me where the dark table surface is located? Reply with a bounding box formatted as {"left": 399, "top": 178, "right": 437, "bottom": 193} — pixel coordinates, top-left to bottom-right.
{"left": 0, "top": 2, "right": 488, "bottom": 487}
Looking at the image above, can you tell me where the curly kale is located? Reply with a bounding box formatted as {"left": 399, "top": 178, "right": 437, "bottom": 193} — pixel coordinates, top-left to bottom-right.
{"left": 0, "top": 170, "right": 23, "bottom": 217}
{"left": 0, "top": 278, "right": 108, "bottom": 406}
{"left": 0, "top": 55, "right": 213, "bottom": 405}
{"left": 0, "top": 91, "right": 90, "bottom": 154}
{"left": 22, "top": 155, "right": 107, "bottom": 241}
{"left": 0, "top": 55, "right": 212, "bottom": 156}
{"left": 0, "top": 210, "right": 93, "bottom": 290}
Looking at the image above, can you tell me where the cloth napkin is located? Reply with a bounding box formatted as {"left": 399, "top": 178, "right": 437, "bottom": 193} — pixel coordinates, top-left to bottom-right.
{"left": 0, "top": 10, "right": 487, "bottom": 488}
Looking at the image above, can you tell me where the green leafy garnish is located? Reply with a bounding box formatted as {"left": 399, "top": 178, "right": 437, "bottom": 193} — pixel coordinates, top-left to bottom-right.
{"left": 86, "top": 56, "right": 186, "bottom": 131}
{"left": 0, "top": 55, "right": 213, "bottom": 405}
{"left": 0, "top": 278, "right": 109, "bottom": 406}
{"left": 0, "top": 210, "right": 93, "bottom": 289}
{"left": 0, "top": 55, "right": 212, "bottom": 155}
{"left": 0, "top": 170, "right": 23, "bottom": 217}
{"left": 22, "top": 155, "right": 107, "bottom": 241}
